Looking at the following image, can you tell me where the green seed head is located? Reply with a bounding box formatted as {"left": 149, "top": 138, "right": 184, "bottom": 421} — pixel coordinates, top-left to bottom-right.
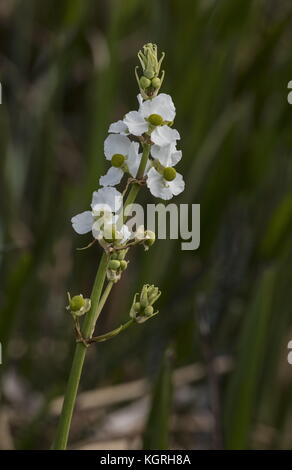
{"left": 70, "top": 294, "right": 86, "bottom": 312}
{"left": 144, "top": 305, "right": 154, "bottom": 316}
{"left": 139, "top": 76, "right": 151, "bottom": 89}
{"left": 108, "top": 260, "right": 121, "bottom": 270}
{"left": 111, "top": 154, "right": 125, "bottom": 168}
{"left": 148, "top": 113, "right": 164, "bottom": 126}
{"left": 163, "top": 167, "right": 176, "bottom": 182}
{"left": 151, "top": 77, "right": 161, "bottom": 88}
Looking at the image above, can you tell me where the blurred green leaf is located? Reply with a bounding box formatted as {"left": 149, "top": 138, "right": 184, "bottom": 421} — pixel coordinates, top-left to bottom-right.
{"left": 143, "top": 349, "right": 173, "bottom": 450}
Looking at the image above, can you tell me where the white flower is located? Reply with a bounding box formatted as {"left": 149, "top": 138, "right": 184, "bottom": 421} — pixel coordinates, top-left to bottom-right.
{"left": 100, "top": 134, "right": 141, "bottom": 186}
{"left": 146, "top": 167, "right": 185, "bottom": 200}
{"left": 123, "top": 94, "right": 179, "bottom": 146}
{"left": 151, "top": 143, "right": 182, "bottom": 167}
{"left": 91, "top": 187, "right": 123, "bottom": 214}
{"left": 71, "top": 187, "right": 127, "bottom": 240}
{"left": 139, "top": 93, "right": 175, "bottom": 122}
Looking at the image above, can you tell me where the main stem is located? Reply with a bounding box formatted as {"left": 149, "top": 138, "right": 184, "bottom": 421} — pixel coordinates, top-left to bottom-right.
{"left": 52, "top": 143, "right": 150, "bottom": 450}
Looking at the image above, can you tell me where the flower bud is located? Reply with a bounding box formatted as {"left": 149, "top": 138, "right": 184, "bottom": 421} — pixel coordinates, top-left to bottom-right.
{"left": 144, "top": 305, "right": 154, "bottom": 316}
{"left": 134, "top": 302, "right": 141, "bottom": 312}
{"left": 129, "top": 284, "right": 161, "bottom": 323}
{"left": 163, "top": 167, "right": 177, "bottom": 182}
{"left": 136, "top": 43, "right": 165, "bottom": 99}
{"left": 139, "top": 76, "right": 151, "bottom": 89}
{"left": 108, "top": 260, "right": 120, "bottom": 270}
{"left": 67, "top": 293, "right": 91, "bottom": 317}
{"left": 151, "top": 77, "right": 161, "bottom": 88}
{"left": 120, "top": 260, "right": 128, "bottom": 271}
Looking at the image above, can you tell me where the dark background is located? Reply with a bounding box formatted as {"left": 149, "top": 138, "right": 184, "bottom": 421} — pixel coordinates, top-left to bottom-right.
{"left": 0, "top": 0, "right": 292, "bottom": 450}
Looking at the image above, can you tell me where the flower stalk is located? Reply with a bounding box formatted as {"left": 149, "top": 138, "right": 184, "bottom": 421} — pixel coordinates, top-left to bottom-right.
{"left": 53, "top": 42, "right": 184, "bottom": 450}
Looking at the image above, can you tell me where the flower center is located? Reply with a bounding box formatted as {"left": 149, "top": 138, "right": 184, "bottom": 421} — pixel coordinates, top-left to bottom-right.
{"left": 163, "top": 167, "right": 176, "bottom": 181}
{"left": 148, "top": 114, "right": 163, "bottom": 126}
{"left": 111, "top": 154, "right": 125, "bottom": 167}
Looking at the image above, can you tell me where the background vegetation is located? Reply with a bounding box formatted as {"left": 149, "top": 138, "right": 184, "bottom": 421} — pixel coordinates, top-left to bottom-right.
{"left": 0, "top": 0, "right": 292, "bottom": 450}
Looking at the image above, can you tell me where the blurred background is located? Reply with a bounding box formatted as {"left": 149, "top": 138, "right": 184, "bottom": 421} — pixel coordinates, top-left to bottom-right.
{"left": 0, "top": 0, "right": 292, "bottom": 450}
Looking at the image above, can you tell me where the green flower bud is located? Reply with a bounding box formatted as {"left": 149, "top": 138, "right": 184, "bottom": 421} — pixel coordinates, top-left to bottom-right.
{"left": 151, "top": 77, "right": 161, "bottom": 88}
{"left": 67, "top": 293, "right": 91, "bottom": 317}
{"left": 138, "top": 43, "right": 165, "bottom": 80}
{"left": 139, "top": 76, "right": 151, "bottom": 89}
{"left": 110, "top": 252, "right": 119, "bottom": 260}
{"left": 111, "top": 154, "right": 125, "bottom": 168}
{"left": 70, "top": 294, "right": 86, "bottom": 312}
{"left": 108, "top": 260, "right": 121, "bottom": 270}
{"left": 163, "top": 167, "right": 177, "bottom": 182}
{"left": 134, "top": 302, "right": 141, "bottom": 312}
{"left": 148, "top": 113, "right": 164, "bottom": 126}
{"left": 120, "top": 260, "right": 128, "bottom": 271}
{"left": 144, "top": 305, "right": 154, "bottom": 316}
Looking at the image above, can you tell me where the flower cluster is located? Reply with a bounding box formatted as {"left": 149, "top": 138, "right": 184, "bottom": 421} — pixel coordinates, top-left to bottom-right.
{"left": 71, "top": 43, "right": 185, "bottom": 245}
{"left": 100, "top": 92, "right": 184, "bottom": 200}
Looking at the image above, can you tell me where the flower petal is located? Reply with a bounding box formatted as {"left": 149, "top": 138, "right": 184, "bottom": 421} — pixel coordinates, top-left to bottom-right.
{"left": 126, "top": 142, "right": 141, "bottom": 178}
{"left": 151, "top": 125, "right": 180, "bottom": 146}
{"left": 146, "top": 168, "right": 173, "bottom": 200}
{"left": 123, "top": 111, "right": 148, "bottom": 136}
{"left": 91, "top": 187, "right": 123, "bottom": 213}
{"left": 108, "top": 120, "right": 128, "bottom": 134}
{"left": 140, "top": 93, "right": 176, "bottom": 122}
{"left": 104, "top": 134, "right": 132, "bottom": 160}
{"left": 119, "top": 224, "right": 132, "bottom": 243}
{"left": 169, "top": 172, "right": 185, "bottom": 196}
{"left": 151, "top": 143, "right": 182, "bottom": 167}
{"left": 99, "top": 167, "right": 124, "bottom": 187}
{"left": 71, "top": 211, "right": 93, "bottom": 234}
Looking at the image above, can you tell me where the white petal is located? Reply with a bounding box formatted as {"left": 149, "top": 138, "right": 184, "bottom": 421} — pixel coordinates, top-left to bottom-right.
{"left": 123, "top": 111, "right": 148, "bottom": 136}
{"left": 137, "top": 94, "right": 144, "bottom": 108}
{"left": 151, "top": 125, "right": 180, "bottom": 146}
{"left": 169, "top": 172, "right": 185, "bottom": 196}
{"left": 92, "top": 220, "right": 105, "bottom": 240}
{"left": 126, "top": 142, "right": 141, "bottom": 178}
{"left": 104, "top": 134, "right": 132, "bottom": 160}
{"left": 99, "top": 167, "right": 123, "bottom": 186}
{"left": 140, "top": 93, "right": 176, "bottom": 122}
{"left": 118, "top": 224, "right": 132, "bottom": 244}
{"left": 108, "top": 120, "right": 128, "bottom": 134}
{"left": 146, "top": 168, "right": 174, "bottom": 200}
{"left": 151, "top": 143, "right": 182, "bottom": 167}
{"left": 71, "top": 211, "right": 93, "bottom": 234}
{"left": 91, "top": 187, "right": 123, "bottom": 213}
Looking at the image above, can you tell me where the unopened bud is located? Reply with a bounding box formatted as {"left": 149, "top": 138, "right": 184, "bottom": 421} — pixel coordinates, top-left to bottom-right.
{"left": 139, "top": 76, "right": 151, "bottom": 89}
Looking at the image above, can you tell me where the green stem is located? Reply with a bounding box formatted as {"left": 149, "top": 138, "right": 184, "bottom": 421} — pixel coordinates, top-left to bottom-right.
{"left": 87, "top": 319, "right": 134, "bottom": 343}
{"left": 53, "top": 143, "right": 151, "bottom": 450}
{"left": 52, "top": 253, "right": 109, "bottom": 450}
{"left": 123, "top": 143, "right": 150, "bottom": 213}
